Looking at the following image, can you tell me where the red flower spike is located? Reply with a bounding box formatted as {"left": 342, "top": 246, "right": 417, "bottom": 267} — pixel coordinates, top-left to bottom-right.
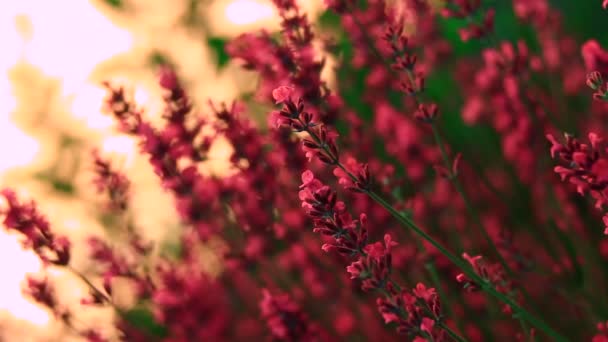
{"left": 299, "top": 170, "right": 446, "bottom": 338}
{"left": 92, "top": 150, "right": 131, "bottom": 212}
{"left": 24, "top": 275, "right": 57, "bottom": 312}
{"left": 548, "top": 132, "right": 608, "bottom": 232}
{"left": 1, "top": 189, "right": 71, "bottom": 266}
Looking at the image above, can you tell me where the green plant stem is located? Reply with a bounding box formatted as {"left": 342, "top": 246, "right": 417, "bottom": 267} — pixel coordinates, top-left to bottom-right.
{"left": 439, "top": 322, "right": 468, "bottom": 342}
{"left": 426, "top": 263, "right": 466, "bottom": 337}
{"left": 430, "top": 124, "right": 514, "bottom": 275}
{"left": 301, "top": 122, "right": 567, "bottom": 341}
{"left": 364, "top": 190, "right": 566, "bottom": 341}
{"left": 66, "top": 265, "right": 114, "bottom": 306}
{"left": 430, "top": 124, "right": 544, "bottom": 318}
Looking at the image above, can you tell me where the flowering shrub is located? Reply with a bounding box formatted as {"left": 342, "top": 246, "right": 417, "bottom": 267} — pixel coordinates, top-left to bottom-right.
{"left": 4, "top": 0, "right": 608, "bottom": 341}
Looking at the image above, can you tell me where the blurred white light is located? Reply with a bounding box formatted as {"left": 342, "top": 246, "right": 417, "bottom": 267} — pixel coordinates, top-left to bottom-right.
{"left": 22, "top": 0, "right": 133, "bottom": 90}
{"left": 101, "top": 135, "right": 137, "bottom": 167}
{"left": 70, "top": 83, "right": 114, "bottom": 130}
{"left": 0, "top": 120, "right": 39, "bottom": 173}
{"left": 225, "top": 0, "right": 274, "bottom": 25}
{"left": 0, "top": 232, "right": 48, "bottom": 326}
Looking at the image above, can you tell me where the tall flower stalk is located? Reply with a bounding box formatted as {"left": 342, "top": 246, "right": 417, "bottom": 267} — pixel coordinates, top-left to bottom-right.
{"left": 271, "top": 85, "right": 567, "bottom": 341}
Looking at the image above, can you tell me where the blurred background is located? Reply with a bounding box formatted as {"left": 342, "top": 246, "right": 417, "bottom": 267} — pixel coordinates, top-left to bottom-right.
{"left": 0, "top": 0, "right": 326, "bottom": 340}
{"left": 0, "top": 0, "right": 605, "bottom": 340}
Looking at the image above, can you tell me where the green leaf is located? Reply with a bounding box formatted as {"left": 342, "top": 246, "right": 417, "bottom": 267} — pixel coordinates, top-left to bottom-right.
{"left": 317, "top": 10, "right": 341, "bottom": 29}
{"left": 51, "top": 179, "right": 75, "bottom": 195}
{"left": 34, "top": 172, "right": 75, "bottom": 195}
{"left": 103, "top": 0, "right": 123, "bottom": 9}
{"left": 148, "top": 52, "right": 172, "bottom": 68}
{"left": 207, "top": 37, "right": 231, "bottom": 70}
{"left": 121, "top": 307, "right": 168, "bottom": 338}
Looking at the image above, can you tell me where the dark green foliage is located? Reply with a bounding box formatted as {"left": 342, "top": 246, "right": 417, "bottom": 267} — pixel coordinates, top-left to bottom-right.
{"left": 207, "top": 37, "right": 231, "bottom": 70}
{"left": 121, "top": 306, "right": 169, "bottom": 339}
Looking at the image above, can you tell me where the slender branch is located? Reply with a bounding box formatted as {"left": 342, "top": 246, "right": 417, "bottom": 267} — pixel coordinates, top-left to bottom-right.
{"left": 299, "top": 123, "right": 567, "bottom": 341}
{"left": 66, "top": 265, "right": 114, "bottom": 306}
{"left": 439, "top": 322, "right": 468, "bottom": 342}
{"left": 365, "top": 190, "right": 566, "bottom": 341}
{"left": 430, "top": 124, "right": 514, "bottom": 276}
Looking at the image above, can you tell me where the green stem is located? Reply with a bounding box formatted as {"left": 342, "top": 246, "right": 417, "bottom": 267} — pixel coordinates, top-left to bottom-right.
{"left": 430, "top": 124, "right": 545, "bottom": 324}
{"left": 431, "top": 124, "right": 513, "bottom": 275}
{"left": 66, "top": 265, "right": 114, "bottom": 306}
{"left": 426, "top": 263, "right": 466, "bottom": 337}
{"left": 439, "top": 322, "right": 468, "bottom": 342}
{"left": 518, "top": 316, "right": 533, "bottom": 342}
{"left": 301, "top": 122, "right": 567, "bottom": 341}
{"left": 365, "top": 190, "right": 566, "bottom": 341}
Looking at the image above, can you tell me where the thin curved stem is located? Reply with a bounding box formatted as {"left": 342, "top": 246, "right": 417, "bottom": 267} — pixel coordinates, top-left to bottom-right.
{"left": 439, "top": 322, "right": 468, "bottom": 342}
{"left": 430, "top": 124, "right": 512, "bottom": 272}
{"left": 300, "top": 121, "right": 568, "bottom": 341}
{"left": 66, "top": 265, "right": 113, "bottom": 305}
{"left": 365, "top": 190, "right": 567, "bottom": 342}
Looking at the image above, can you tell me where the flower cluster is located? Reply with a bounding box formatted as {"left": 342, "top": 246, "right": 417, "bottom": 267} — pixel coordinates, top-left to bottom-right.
{"left": 1, "top": 191, "right": 111, "bottom": 340}
{"left": 547, "top": 132, "right": 608, "bottom": 233}
{"left": 103, "top": 70, "right": 224, "bottom": 241}
{"left": 91, "top": 150, "right": 131, "bottom": 212}
{"left": 441, "top": 0, "right": 495, "bottom": 42}
{"left": 583, "top": 41, "right": 608, "bottom": 101}
{"left": 260, "top": 289, "right": 321, "bottom": 341}
{"left": 456, "top": 253, "right": 516, "bottom": 313}
{"left": 299, "top": 170, "right": 447, "bottom": 339}
{"left": 6, "top": 0, "right": 608, "bottom": 341}
{"left": 1, "top": 189, "right": 70, "bottom": 266}
{"left": 152, "top": 261, "right": 230, "bottom": 341}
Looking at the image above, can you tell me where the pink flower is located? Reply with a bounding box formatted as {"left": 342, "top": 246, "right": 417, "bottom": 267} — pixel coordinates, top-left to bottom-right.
{"left": 272, "top": 85, "right": 294, "bottom": 104}
{"left": 346, "top": 258, "right": 365, "bottom": 279}
{"left": 363, "top": 234, "right": 397, "bottom": 260}
{"left": 413, "top": 283, "right": 436, "bottom": 302}
{"left": 159, "top": 66, "right": 178, "bottom": 90}
{"left": 582, "top": 40, "right": 608, "bottom": 77}
{"left": 413, "top": 103, "right": 439, "bottom": 123}
{"left": 333, "top": 157, "right": 371, "bottom": 192}
{"left": 420, "top": 317, "right": 435, "bottom": 334}
{"left": 300, "top": 170, "right": 315, "bottom": 189}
